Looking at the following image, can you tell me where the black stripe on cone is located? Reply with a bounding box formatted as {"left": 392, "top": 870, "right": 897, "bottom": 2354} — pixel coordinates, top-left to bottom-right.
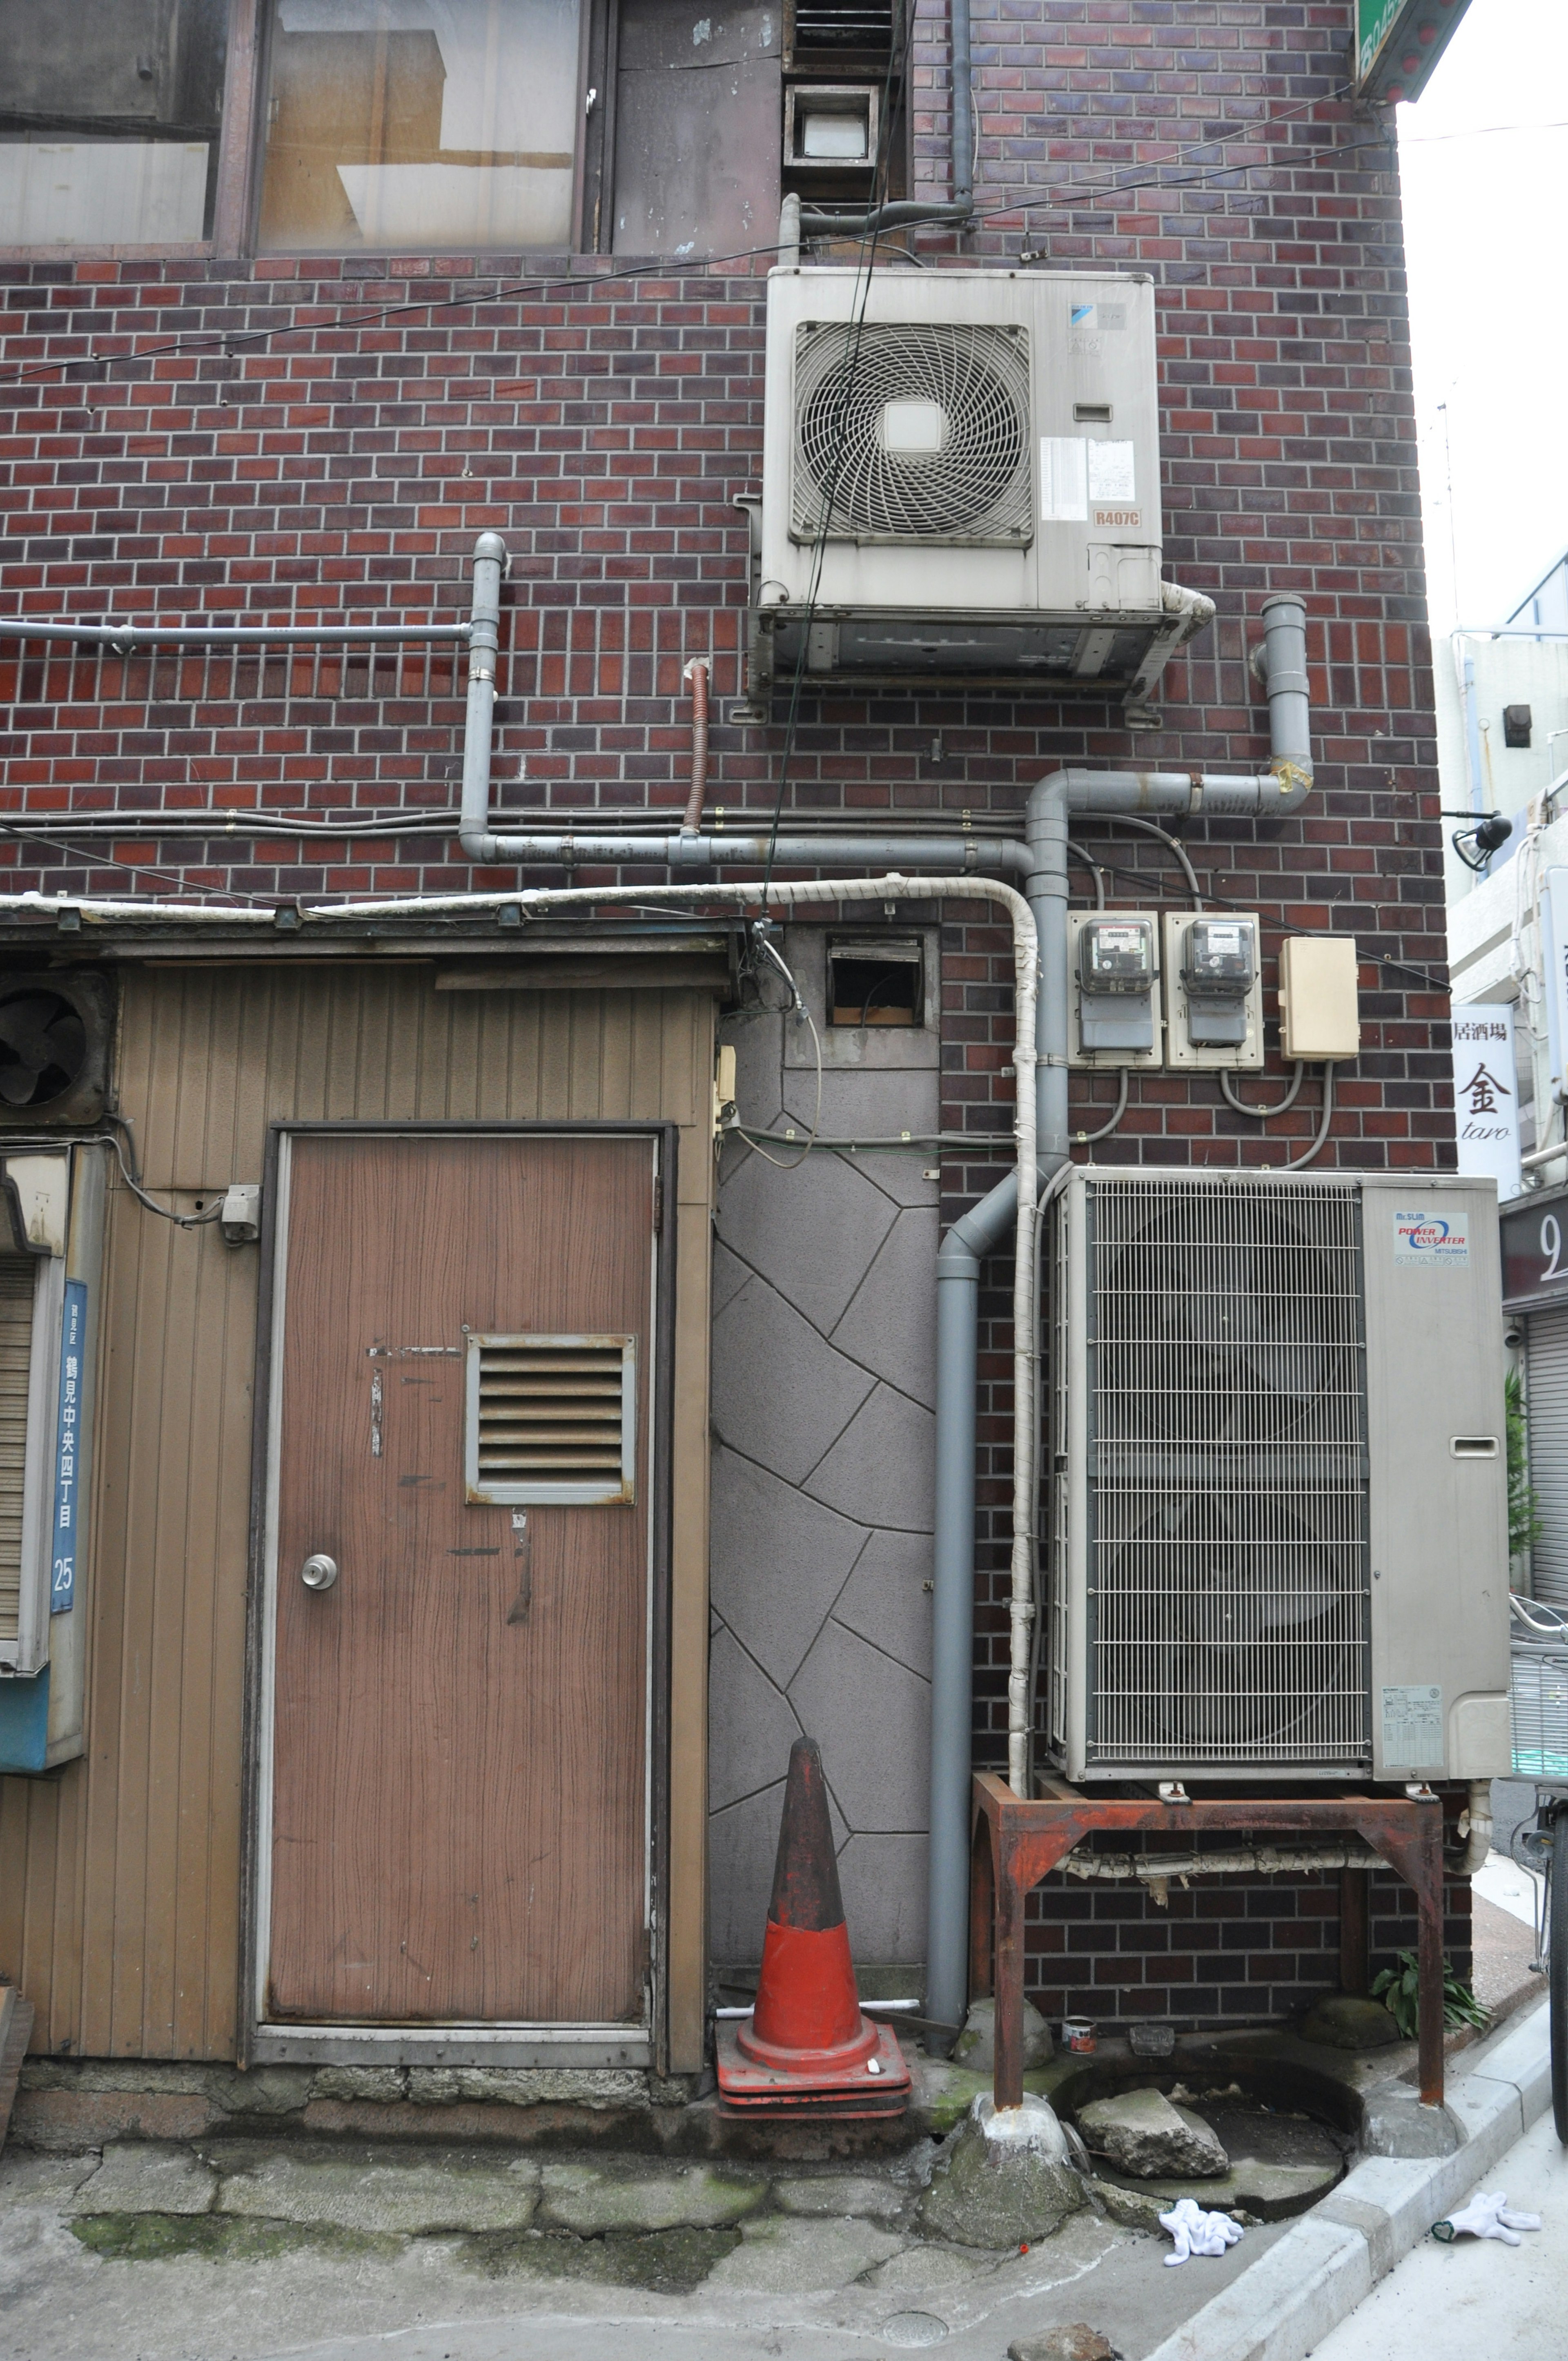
{"left": 766, "top": 1736, "right": 845, "bottom": 1931}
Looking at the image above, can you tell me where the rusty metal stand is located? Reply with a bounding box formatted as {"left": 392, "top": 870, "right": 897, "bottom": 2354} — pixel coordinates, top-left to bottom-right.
{"left": 969, "top": 1773, "right": 1448, "bottom": 2110}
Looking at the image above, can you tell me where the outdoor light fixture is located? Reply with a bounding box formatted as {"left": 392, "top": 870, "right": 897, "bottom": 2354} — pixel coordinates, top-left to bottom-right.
{"left": 1450, "top": 812, "right": 1512, "bottom": 873}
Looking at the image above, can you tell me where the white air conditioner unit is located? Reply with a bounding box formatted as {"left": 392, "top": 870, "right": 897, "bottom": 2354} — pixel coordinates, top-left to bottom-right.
{"left": 1045, "top": 1170, "right": 1512, "bottom": 1784}
{"left": 755, "top": 266, "right": 1206, "bottom": 700}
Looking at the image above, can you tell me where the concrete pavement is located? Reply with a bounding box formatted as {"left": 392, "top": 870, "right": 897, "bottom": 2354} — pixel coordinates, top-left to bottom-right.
{"left": 1309, "top": 2099, "right": 1567, "bottom": 2361}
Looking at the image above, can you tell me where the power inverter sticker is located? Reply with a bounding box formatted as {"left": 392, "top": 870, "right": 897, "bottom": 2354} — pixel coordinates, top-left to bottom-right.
{"left": 1392, "top": 1208, "right": 1470, "bottom": 1265}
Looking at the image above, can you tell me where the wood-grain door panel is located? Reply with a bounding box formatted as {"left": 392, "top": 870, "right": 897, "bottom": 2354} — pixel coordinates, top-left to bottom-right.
{"left": 266, "top": 1132, "right": 654, "bottom": 2025}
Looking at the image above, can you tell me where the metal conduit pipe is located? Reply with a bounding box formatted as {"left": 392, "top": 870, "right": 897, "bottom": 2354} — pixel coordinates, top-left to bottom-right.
{"left": 681, "top": 661, "right": 711, "bottom": 837}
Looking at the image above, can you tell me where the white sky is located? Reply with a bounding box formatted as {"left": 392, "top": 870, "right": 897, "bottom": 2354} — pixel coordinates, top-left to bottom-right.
{"left": 1399, "top": 0, "right": 1568, "bottom": 630}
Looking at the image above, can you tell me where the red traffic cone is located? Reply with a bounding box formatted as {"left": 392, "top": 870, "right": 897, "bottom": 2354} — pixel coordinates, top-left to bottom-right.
{"left": 715, "top": 1736, "right": 911, "bottom": 2117}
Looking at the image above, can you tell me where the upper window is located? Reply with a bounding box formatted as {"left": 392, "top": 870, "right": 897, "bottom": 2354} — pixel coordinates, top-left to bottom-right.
{"left": 258, "top": 0, "right": 585, "bottom": 252}
{"left": 0, "top": 0, "right": 229, "bottom": 247}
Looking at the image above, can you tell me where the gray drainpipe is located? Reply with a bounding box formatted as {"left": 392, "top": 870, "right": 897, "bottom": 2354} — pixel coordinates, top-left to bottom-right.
{"left": 924, "top": 590, "right": 1314, "bottom": 2036}
{"left": 454, "top": 537, "right": 1315, "bottom": 2040}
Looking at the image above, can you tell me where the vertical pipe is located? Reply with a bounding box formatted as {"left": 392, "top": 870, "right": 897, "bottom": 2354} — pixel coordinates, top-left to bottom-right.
{"left": 1259, "top": 593, "right": 1312, "bottom": 779}
{"left": 681, "top": 661, "right": 710, "bottom": 835}
{"left": 950, "top": 0, "right": 973, "bottom": 206}
{"left": 1463, "top": 650, "right": 1486, "bottom": 818}
{"left": 461, "top": 533, "right": 508, "bottom": 852}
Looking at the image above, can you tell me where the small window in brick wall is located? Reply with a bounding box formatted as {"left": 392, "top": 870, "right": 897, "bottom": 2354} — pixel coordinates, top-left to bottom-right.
{"left": 827, "top": 935, "right": 923, "bottom": 1027}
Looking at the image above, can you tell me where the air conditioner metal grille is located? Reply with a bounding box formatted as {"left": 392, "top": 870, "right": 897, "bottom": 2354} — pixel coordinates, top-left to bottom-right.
{"left": 791, "top": 321, "right": 1033, "bottom": 545}
{"left": 1081, "top": 1177, "right": 1370, "bottom": 1771}
{"left": 464, "top": 1332, "right": 635, "bottom": 1506}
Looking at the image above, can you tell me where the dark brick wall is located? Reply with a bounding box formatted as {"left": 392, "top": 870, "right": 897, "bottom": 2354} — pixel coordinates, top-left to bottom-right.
{"left": 0, "top": 0, "right": 1464, "bottom": 2020}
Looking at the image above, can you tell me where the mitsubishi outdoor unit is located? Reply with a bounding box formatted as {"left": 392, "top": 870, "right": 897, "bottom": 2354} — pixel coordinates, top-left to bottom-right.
{"left": 755, "top": 267, "right": 1207, "bottom": 698}
{"left": 1045, "top": 1170, "right": 1513, "bottom": 1785}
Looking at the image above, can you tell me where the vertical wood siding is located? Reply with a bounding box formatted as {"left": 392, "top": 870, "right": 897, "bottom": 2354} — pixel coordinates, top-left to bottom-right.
{"left": 0, "top": 963, "right": 713, "bottom": 2063}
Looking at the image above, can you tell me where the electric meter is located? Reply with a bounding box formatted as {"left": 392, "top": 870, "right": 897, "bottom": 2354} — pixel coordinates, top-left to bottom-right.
{"left": 1181, "top": 917, "right": 1257, "bottom": 1047}
{"left": 1076, "top": 916, "right": 1157, "bottom": 1053}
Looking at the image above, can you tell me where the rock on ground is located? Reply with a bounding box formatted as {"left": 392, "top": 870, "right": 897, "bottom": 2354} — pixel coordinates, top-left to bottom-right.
{"left": 1298, "top": 1994, "right": 1400, "bottom": 2051}
{"left": 953, "top": 1996, "right": 1054, "bottom": 2073}
{"left": 1008, "top": 2328, "right": 1123, "bottom": 2361}
{"left": 1076, "top": 2089, "right": 1227, "bottom": 2179}
{"left": 919, "top": 2094, "right": 1084, "bottom": 2250}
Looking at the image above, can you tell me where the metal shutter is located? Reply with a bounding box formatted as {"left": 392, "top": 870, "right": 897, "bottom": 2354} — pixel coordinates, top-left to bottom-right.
{"left": 0, "top": 1255, "right": 35, "bottom": 1644}
{"left": 1527, "top": 1303, "right": 1568, "bottom": 1607}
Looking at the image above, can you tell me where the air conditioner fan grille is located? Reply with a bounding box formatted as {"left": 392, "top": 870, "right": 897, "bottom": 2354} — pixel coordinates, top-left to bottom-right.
{"left": 792, "top": 321, "right": 1033, "bottom": 544}
{"left": 1078, "top": 1178, "right": 1371, "bottom": 1771}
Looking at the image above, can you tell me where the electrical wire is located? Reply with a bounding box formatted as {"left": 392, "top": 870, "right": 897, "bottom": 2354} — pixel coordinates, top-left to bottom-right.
{"left": 11, "top": 1119, "right": 229, "bottom": 1227}
{"left": 1091, "top": 814, "right": 1203, "bottom": 909}
{"left": 0, "top": 88, "right": 1364, "bottom": 394}
{"left": 1277, "top": 1064, "right": 1335, "bottom": 1171}
{"left": 1074, "top": 1070, "right": 1129, "bottom": 1145}
{"left": 739, "top": 933, "right": 823, "bottom": 1169}
{"left": 1220, "top": 1063, "right": 1306, "bottom": 1119}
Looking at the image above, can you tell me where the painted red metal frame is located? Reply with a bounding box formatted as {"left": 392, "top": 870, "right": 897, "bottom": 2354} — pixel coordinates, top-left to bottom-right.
{"left": 969, "top": 1773, "right": 1448, "bottom": 2109}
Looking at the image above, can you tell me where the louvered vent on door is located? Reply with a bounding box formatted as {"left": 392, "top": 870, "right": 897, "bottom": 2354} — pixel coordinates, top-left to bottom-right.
{"left": 0, "top": 1254, "right": 36, "bottom": 1645}
{"left": 464, "top": 1333, "right": 636, "bottom": 1506}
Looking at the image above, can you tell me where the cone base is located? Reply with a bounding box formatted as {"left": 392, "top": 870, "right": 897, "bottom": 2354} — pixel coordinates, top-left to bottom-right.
{"left": 715, "top": 2017, "right": 911, "bottom": 2117}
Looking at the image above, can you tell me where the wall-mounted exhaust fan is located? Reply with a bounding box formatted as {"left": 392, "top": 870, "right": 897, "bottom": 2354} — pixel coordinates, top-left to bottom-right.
{"left": 0, "top": 973, "right": 113, "bottom": 1125}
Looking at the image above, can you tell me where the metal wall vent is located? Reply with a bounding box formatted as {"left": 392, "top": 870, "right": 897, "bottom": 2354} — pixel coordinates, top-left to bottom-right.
{"left": 464, "top": 1332, "right": 636, "bottom": 1507}
{"left": 1079, "top": 1178, "right": 1369, "bottom": 1771}
{"left": 791, "top": 321, "right": 1033, "bottom": 545}
{"left": 0, "top": 1255, "right": 35, "bottom": 1645}
{"left": 0, "top": 971, "right": 113, "bottom": 1127}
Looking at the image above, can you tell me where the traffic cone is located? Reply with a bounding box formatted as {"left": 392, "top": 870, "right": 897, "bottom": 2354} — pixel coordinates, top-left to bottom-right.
{"left": 715, "top": 1736, "right": 911, "bottom": 2117}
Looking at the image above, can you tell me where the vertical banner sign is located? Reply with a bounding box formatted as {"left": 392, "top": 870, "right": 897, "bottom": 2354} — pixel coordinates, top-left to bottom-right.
{"left": 51, "top": 1278, "right": 86, "bottom": 1614}
{"left": 1450, "top": 1007, "right": 1522, "bottom": 1203}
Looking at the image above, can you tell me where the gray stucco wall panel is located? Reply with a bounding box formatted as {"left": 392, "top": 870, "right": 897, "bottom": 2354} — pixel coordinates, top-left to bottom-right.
{"left": 708, "top": 1443, "right": 865, "bottom": 1688}
{"left": 804, "top": 1385, "right": 936, "bottom": 1530}
{"left": 789, "top": 1621, "right": 929, "bottom": 1833}
{"left": 710, "top": 1005, "right": 940, "bottom": 1970}
{"left": 833, "top": 1529, "right": 933, "bottom": 1679}
{"left": 710, "top": 1271, "right": 875, "bottom": 1484}
{"left": 829, "top": 1207, "right": 940, "bottom": 1406}
{"left": 707, "top": 1625, "right": 805, "bottom": 1815}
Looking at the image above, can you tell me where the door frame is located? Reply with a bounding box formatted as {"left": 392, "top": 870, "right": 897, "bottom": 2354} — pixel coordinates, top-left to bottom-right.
{"left": 239, "top": 1120, "right": 678, "bottom": 2070}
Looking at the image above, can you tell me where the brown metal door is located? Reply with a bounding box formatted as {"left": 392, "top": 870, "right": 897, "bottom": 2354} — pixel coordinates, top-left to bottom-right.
{"left": 265, "top": 1131, "right": 655, "bottom": 2026}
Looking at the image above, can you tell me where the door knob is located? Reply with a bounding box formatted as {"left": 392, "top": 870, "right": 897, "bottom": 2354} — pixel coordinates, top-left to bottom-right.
{"left": 300, "top": 1553, "right": 339, "bottom": 1592}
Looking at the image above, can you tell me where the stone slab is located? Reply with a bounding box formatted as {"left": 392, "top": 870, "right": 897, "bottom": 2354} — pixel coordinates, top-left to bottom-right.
{"left": 537, "top": 2161, "right": 766, "bottom": 2234}
{"left": 215, "top": 2147, "right": 540, "bottom": 2236}
{"left": 700, "top": 2212, "right": 905, "bottom": 2292}
{"left": 73, "top": 2141, "right": 218, "bottom": 2218}
{"left": 773, "top": 2172, "right": 909, "bottom": 2220}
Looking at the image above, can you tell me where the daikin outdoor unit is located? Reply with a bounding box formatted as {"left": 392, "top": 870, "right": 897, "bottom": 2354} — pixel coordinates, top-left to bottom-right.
{"left": 754, "top": 267, "right": 1209, "bottom": 698}
{"left": 1044, "top": 1170, "right": 1512, "bottom": 1784}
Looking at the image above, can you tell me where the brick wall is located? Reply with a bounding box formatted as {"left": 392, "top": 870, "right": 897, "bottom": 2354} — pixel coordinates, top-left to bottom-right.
{"left": 0, "top": 0, "right": 1466, "bottom": 2018}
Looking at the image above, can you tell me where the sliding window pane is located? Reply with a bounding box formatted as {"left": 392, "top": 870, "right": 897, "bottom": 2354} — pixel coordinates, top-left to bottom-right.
{"left": 259, "top": 0, "right": 582, "bottom": 252}
{"left": 0, "top": 0, "right": 227, "bottom": 247}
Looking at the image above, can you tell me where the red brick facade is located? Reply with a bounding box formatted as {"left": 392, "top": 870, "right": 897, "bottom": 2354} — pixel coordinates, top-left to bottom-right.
{"left": 0, "top": 0, "right": 1464, "bottom": 2025}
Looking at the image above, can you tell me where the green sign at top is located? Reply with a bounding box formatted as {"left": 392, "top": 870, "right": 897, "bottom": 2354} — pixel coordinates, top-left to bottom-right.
{"left": 1354, "top": 0, "right": 1471, "bottom": 102}
{"left": 1357, "top": 0, "right": 1405, "bottom": 79}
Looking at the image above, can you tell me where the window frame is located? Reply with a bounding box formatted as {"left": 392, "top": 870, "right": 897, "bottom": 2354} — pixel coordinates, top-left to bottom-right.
{"left": 0, "top": 0, "right": 262, "bottom": 264}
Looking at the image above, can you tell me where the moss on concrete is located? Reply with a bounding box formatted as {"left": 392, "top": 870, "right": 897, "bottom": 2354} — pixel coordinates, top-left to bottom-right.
{"left": 69, "top": 2212, "right": 397, "bottom": 2266}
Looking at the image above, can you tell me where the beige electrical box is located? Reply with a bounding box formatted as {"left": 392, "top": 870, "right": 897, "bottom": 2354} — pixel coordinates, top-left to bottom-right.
{"left": 1279, "top": 935, "right": 1361, "bottom": 1061}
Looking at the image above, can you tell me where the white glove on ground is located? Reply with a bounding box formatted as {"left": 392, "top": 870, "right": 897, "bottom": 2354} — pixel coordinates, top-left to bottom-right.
{"left": 1433, "top": 2191, "right": 1542, "bottom": 2246}
{"left": 1158, "top": 2197, "right": 1245, "bottom": 2265}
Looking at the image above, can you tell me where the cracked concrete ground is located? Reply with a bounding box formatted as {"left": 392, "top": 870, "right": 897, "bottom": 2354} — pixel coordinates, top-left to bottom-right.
{"left": 0, "top": 2135, "right": 1288, "bottom": 2361}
